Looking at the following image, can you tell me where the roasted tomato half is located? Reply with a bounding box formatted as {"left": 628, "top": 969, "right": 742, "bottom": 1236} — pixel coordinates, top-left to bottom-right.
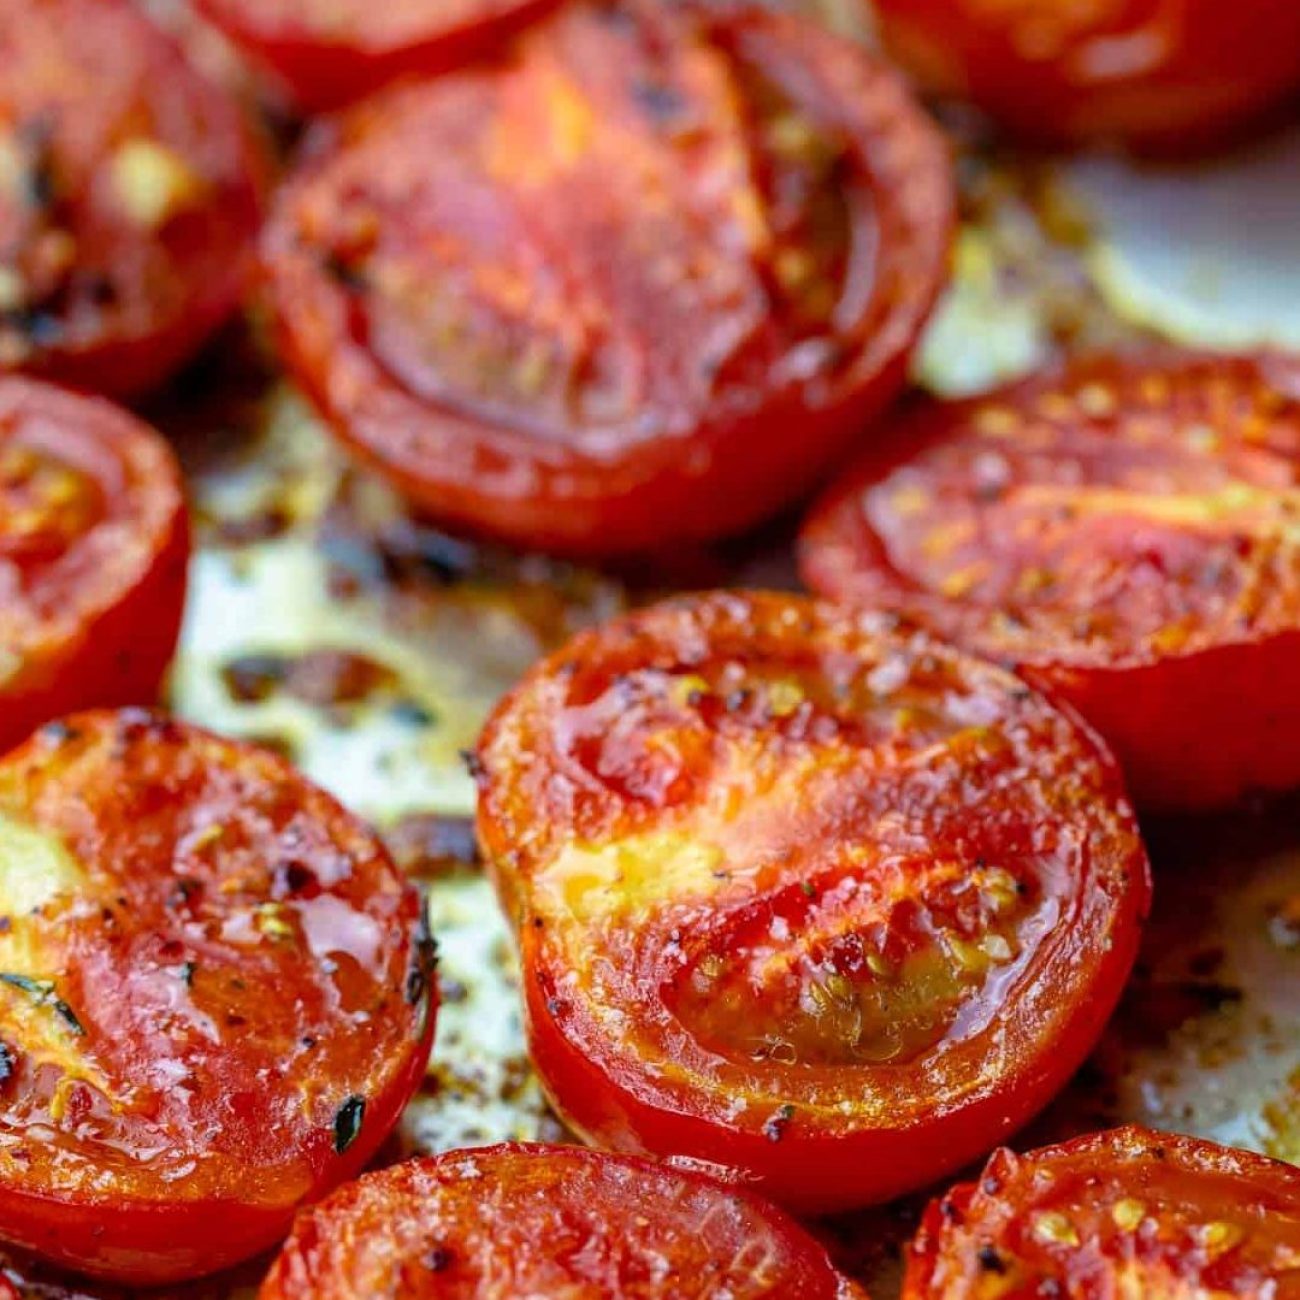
{"left": 800, "top": 351, "right": 1300, "bottom": 811}
{"left": 262, "top": 0, "right": 953, "bottom": 558}
{"left": 872, "top": 0, "right": 1300, "bottom": 150}
{"left": 476, "top": 591, "right": 1150, "bottom": 1212}
{"left": 0, "top": 378, "right": 188, "bottom": 754}
{"left": 0, "top": 0, "right": 264, "bottom": 397}
{"left": 905, "top": 1126, "right": 1300, "bottom": 1298}
{"left": 0, "top": 711, "right": 437, "bottom": 1284}
{"left": 195, "top": 0, "right": 562, "bottom": 112}
{"left": 261, "top": 1142, "right": 866, "bottom": 1299}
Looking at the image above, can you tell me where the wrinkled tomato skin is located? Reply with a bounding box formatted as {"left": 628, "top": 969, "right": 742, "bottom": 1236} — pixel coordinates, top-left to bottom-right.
{"left": 262, "top": 1, "right": 953, "bottom": 558}
{"left": 260, "top": 1143, "right": 867, "bottom": 1299}
{"left": 0, "top": 712, "right": 437, "bottom": 1284}
{"left": 904, "top": 1127, "right": 1300, "bottom": 1298}
{"left": 0, "top": 0, "right": 265, "bottom": 398}
{"left": 800, "top": 352, "right": 1300, "bottom": 811}
{"left": 476, "top": 592, "right": 1150, "bottom": 1212}
{"left": 0, "top": 379, "right": 188, "bottom": 755}
{"left": 872, "top": 0, "right": 1300, "bottom": 150}
{"left": 195, "top": 0, "right": 563, "bottom": 112}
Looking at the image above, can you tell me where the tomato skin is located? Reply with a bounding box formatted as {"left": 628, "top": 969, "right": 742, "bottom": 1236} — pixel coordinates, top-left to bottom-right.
{"left": 476, "top": 591, "right": 1150, "bottom": 1212}
{"left": 904, "top": 1127, "right": 1300, "bottom": 1298}
{"left": 872, "top": 0, "right": 1300, "bottom": 150}
{"left": 194, "top": 0, "right": 562, "bottom": 112}
{"left": 259, "top": 1143, "right": 867, "bottom": 1299}
{"left": 262, "top": 1, "right": 953, "bottom": 558}
{"left": 0, "top": 379, "right": 188, "bottom": 755}
{"left": 800, "top": 351, "right": 1300, "bottom": 811}
{"left": 0, "top": 0, "right": 265, "bottom": 397}
{"left": 0, "top": 711, "right": 437, "bottom": 1284}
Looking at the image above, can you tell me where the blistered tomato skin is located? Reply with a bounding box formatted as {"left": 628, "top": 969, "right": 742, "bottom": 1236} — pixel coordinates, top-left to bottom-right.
{"left": 0, "top": 378, "right": 188, "bottom": 754}
{"left": 800, "top": 352, "right": 1300, "bottom": 811}
{"left": 476, "top": 592, "right": 1150, "bottom": 1212}
{"left": 260, "top": 1143, "right": 868, "bottom": 1299}
{"left": 195, "top": 0, "right": 562, "bottom": 112}
{"left": 0, "top": 711, "right": 437, "bottom": 1284}
{"left": 872, "top": 0, "right": 1300, "bottom": 150}
{"left": 262, "top": 0, "right": 953, "bottom": 558}
{"left": 905, "top": 1127, "right": 1300, "bottom": 1298}
{"left": 0, "top": 0, "right": 264, "bottom": 397}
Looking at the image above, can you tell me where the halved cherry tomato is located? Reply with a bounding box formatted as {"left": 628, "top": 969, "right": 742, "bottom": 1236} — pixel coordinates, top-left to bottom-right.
{"left": 262, "top": 0, "right": 953, "bottom": 558}
{"left": 800, "top": 351, "right": 1300, "bottom": 811}
{"left": 872, "top": 0, "right": 1300, "bottom": 150}
{"left": 0, "top": 711, "right": 437, "bottom": 1284}
{"left": 0, "top": 0, "right": 264, "bottom": 397}
{"left": 194, "top": 0, "right": 562, "bottom": 113}
{"left": 0, "top": 378, "right": 188, "bottom": 755}
{"left": 260, "top": 1142, "right": 867, "bottom": 1299}
{"left": 475, "top": 591, "right": 1150, "bottom": 1212}
{"left": 905, "top": 1126, "right": 1300, "bottom": 1298}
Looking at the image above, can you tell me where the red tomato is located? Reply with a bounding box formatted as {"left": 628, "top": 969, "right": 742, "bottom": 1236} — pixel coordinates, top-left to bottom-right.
{"left": 0, "top": 378, "right": 188, "bottom": 755}
{"left": 872, "top": 0, "right": 1300, "bottom": 149}
{"left": 261, "top": 0, "right": 953, "bottom": 558}
{"left": 0, "top": 0, "right": 265, "bottom": 397}
{"left": 475, "top": 591, "right": 1150, "bottom": 1212}
{"left": 260, "top": 1142, "right": 867, "bottom": 1298}
{"left": 0, "top": 711, "right": 437, "bottom": 1284}
{"left": 800, "top": 351, "right": 1300, "bottom": 811}
{"left": 905, "top": 1126, "right": 1300, "bottom": 1298}
{"left": 194, "top": 0, "right": 562, "bottom": 113}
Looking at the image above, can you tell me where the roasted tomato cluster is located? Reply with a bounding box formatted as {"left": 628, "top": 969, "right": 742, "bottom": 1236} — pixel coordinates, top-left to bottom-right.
{"left": 4, "top": 0, "right": 1300, "bottom": 1294}
{"left": 476, "top": 591, "right": 1151, "bottom": 1211}
{"left": 872, "top": 0, "right": 1300, "bottom": 149}
{"left": 0, "top": 712, "right": 436, "bottom": 1284}
{"left": 261, "top": 0, "right": 953, "bottom": 557}
{"left": 801, "top": 351, "right": 1300, "bottom": 811}
{"left": 0, "top": 0, "right": 264, "bottom": 397}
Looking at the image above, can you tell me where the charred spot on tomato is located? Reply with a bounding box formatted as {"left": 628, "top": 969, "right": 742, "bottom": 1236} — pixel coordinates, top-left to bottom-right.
{"left": 333, "top": 1095, "right": 366, "bottom": 1155}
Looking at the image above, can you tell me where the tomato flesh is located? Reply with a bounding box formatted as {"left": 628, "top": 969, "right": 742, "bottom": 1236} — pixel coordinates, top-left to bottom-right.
{"left": 905, "top": 1127, "right": 1300, "bottom": 1298}
{"left": 262, "top": 0, "right": 953, "bottom": 557}
{"left": 195, "top": 0, "right": 562, "bottom": 112}
{"left": 0, "top": 0, "right": 264, "bottom": 396}
{"left": 0, "top": 378, "right": 188, "bottom": 755}
{"left": 0, "top": 711, "right": 436, "bottom": 1284}
{"left": 800, "top": 351, "right": 1300, "bottom": 810}
{"left": 260, "top": 1142, "right": 866, "bottom": 1299}
{"left": 476, "top": 592, "right": 1150, "bottom": 1212}
{"left": 872, "top": 0, "right": 1300, "bottom": 149}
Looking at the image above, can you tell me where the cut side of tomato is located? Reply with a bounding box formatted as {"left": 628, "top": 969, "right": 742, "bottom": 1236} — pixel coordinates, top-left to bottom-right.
{"left": 195, "top": 0, "right": 562, "bottom": 112}
{"left": 475, "top": 591, "right": 1150, "bottom": 1212}
{"left": 0, "top": 711, "right": 437, "bottom": 1284}
{"left": 905, "top": 1126, "right": 1300, "bottom": 1298}
{"left": 0, "top": 378, "right": 188, "bottom": 755}
{"left": 800, "top": 351, "right": 1300, "bottom": 811}
{"left": 260, "top": 1142, "right": 867, "bottom": 1299}
{"left": 872, "top": 0, "right": 1300, "bottom": 150}
{"left": 262, "top": 0, "right": 953, "bottom": 557}
{"left": 0, "top": 0, "right": 264, "bottom": 397}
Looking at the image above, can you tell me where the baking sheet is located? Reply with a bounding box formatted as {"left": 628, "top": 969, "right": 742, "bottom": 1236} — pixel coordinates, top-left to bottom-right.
{"left": 2, "top": 6, "right": 1299, "bottom": 1296}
